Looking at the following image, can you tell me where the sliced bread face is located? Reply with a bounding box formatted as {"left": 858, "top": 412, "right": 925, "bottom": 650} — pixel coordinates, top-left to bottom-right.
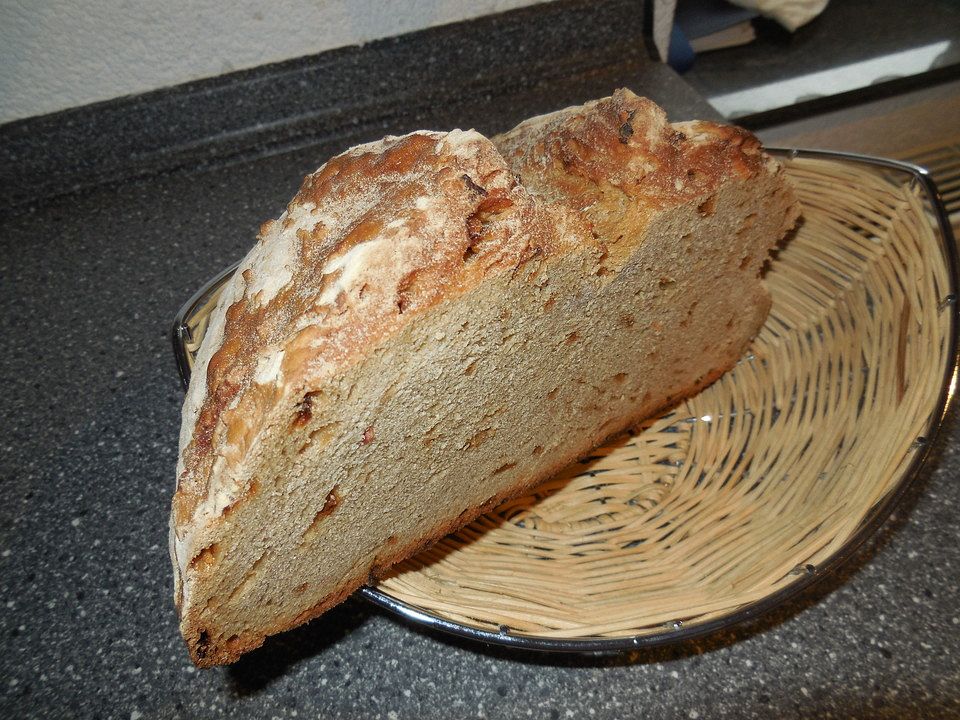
{"left": 171, "top": 90, "right": 799, "bottom": 666}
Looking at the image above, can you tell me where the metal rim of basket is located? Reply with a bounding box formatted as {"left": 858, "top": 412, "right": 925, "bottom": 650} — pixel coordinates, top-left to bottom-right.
{"left": 170, "top": 148, "right": 960, "bottom": 654}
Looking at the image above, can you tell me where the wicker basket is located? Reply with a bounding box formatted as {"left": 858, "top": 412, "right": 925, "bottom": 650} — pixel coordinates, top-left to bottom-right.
{"left": 173, "top": 150, "right": 958, "bottom": 650}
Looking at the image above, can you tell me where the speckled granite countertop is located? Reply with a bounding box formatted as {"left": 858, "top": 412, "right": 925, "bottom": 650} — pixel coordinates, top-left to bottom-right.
{"left": 1, "top": 2, "right": 958, "bottom": 717}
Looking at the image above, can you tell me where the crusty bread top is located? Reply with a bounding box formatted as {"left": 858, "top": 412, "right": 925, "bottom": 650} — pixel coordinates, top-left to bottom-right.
{"left": 174, "top": 129, "right": 573, "bottom": 529}
{"left": 494, "top": 89, "right": 778, "bottom": 273}
{"left": 496, "top": 89, "right": 769, "bottom": 208}
{"left": 173, "top": 89, "right": 784, "bottom": 540}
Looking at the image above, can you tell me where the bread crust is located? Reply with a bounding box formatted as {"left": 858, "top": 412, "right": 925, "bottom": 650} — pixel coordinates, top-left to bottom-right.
{"left": 171, "top": 89, "right": 799, "bottom": 666}
{"left": 174, "top": 131, "right": 567, "bottom": 527}
{"left": 496, "top": 90, "right": 767, "bottom": 208}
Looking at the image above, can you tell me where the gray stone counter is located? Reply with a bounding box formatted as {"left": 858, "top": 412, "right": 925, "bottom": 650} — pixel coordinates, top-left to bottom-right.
{"left": 0, "top": 1, "right": 957, "bottom": 716}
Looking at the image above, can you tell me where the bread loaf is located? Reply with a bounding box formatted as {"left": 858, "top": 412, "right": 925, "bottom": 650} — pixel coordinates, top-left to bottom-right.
{"left": 170, "top": 88, "right": 799, "bottom": 666}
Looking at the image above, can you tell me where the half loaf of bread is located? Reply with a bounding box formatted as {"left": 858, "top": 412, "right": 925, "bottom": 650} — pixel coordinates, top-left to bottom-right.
{"left": 171, "top": 88, "right": 799, "bottom": 666}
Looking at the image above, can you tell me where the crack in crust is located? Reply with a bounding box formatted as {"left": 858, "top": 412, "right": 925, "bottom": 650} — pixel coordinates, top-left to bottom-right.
{"left": 174, "top": 130, "right": 570, "bottom": 528}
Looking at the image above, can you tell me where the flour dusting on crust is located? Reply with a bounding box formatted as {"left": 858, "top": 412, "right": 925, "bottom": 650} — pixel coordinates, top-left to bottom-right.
{"left": 173, "top": 128, "right": 566, "bottom": 536}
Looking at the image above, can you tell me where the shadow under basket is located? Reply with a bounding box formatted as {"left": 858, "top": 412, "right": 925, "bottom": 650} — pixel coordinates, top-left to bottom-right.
{"left": 172, "top": 149, "right": 959, "bottom": 652}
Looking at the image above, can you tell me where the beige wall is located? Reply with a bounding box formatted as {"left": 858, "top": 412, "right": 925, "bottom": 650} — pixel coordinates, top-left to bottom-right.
{"left": 0, "top": 0, "right": 552, "bottom": 124}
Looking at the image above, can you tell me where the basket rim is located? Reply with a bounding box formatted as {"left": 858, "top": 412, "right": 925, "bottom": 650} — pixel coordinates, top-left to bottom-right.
{"left": 170, "top": 148, "right": 960, "bottom": 654}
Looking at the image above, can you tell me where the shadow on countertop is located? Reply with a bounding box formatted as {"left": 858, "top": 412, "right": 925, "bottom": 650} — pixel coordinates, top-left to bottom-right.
{"left": 227, "top": 598, "right": 372, "bottom": 695}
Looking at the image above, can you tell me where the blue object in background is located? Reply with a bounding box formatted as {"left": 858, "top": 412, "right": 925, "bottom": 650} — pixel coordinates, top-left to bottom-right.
{"left": 668, "top": 0, "right": 760, "bottom": 73}
{"left": 668, "top": 22, "right": 696, "bottom": 73}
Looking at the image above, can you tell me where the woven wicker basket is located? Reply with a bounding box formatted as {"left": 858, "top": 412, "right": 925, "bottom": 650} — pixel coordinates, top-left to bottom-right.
{"left": 173, "top": 150, "right": 958, "bottom": 650}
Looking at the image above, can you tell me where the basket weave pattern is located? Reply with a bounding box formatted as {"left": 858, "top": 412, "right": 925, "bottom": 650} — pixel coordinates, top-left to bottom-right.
{"left": 378, "top": 157, "right": 953, "bottom": 638}
{"left": 180, "top": 156, "right": 954, "bottom": 643}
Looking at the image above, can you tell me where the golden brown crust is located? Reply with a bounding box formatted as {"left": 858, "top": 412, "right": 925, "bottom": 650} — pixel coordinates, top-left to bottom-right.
{"left": 173, "top": 88, "right": 796, "bottom": 667}
{"left": 494, "top": 89, "right": 773, "bottom": 272}
{"left": 496, "top": 89, "right": 766, "bottom": 210}
{"left": 174, "top": 130, "right": 572, "bottom": 528}
{"left": 176, "top": 92, "right": 776, "bottom": 531}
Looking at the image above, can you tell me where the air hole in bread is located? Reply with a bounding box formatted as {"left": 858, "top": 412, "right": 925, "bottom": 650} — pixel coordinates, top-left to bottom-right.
{"left": 195, "top": 630, "right": 211, "bottom": 660}
{"left": 463, "top": 359, "right": 478, "bottom": 376}
{"left": 421, "top": 420, "right": 443, "bottom": 448}
{"left": 464, "top": 427, "right": 495, "bottom": 450}
{"left": 618, "top": 313, "right": 635, "bottom": 328}
{"left": 739, "top": 254, "right": 753, "bottom": 271}
{"left": 299, "top": 422, "right": 339, "bottom": 454}
{"left": 222, "top": 479, "right": 260, "bottom": 516}
{"left": 358, "top": 283, "right": 369, "bottom": 299}
{"left": 612, "top": 373, "right": 628, "bottom": 383}
{"left": 461, "top": 173, "right": 488, "bottom": 196}
{"left": 546, "top": 387, "right": 559, "bottom": 401}
{"left": 293, "top": 583, "right": 309, "bottom": 595}
{"left": 532, "top": 445, "right": 544, "bottom": 456}
{"left": 544, "top": 296, "right": 557, "bottom": 312}
{"left": 659, "top": 276, "right": 675, "bottom": 289}
{"left": 303, "top": 486, "right": 341, "bottom": 540}
{"left": 190, "top": 543, "right": 221, "bottom": 572}
{"left": 360, "top": 426, "right": 375, "bottom": 446}
{"left": 493, "top": 462, "right": 516, "bottom": 475}
{"left": 292, "top": 392, "right": 321, "bottom": 428}
{"left": 698, "top": 195, "right": 717, "bottom": 217}
{"left": 395, "top": 270, "right": 425, "bottom": 314}
{"left": 680, "top": 301, "right": 699, "bottom": 329}
{"left": 466, "top": 194, "right": 514, "bottom": 255}
{"left": 565, "top": 331, "right": 580, "bottom": 345}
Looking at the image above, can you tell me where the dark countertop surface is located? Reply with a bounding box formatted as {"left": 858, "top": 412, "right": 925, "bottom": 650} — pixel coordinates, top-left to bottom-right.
{"left": 1, "top": 2, "right": 958, "bottom": 718}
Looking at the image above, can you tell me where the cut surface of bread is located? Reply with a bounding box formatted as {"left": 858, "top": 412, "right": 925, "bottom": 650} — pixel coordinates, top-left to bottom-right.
{"left": 170, "top": 88, "right": 799, "bottom": 666}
